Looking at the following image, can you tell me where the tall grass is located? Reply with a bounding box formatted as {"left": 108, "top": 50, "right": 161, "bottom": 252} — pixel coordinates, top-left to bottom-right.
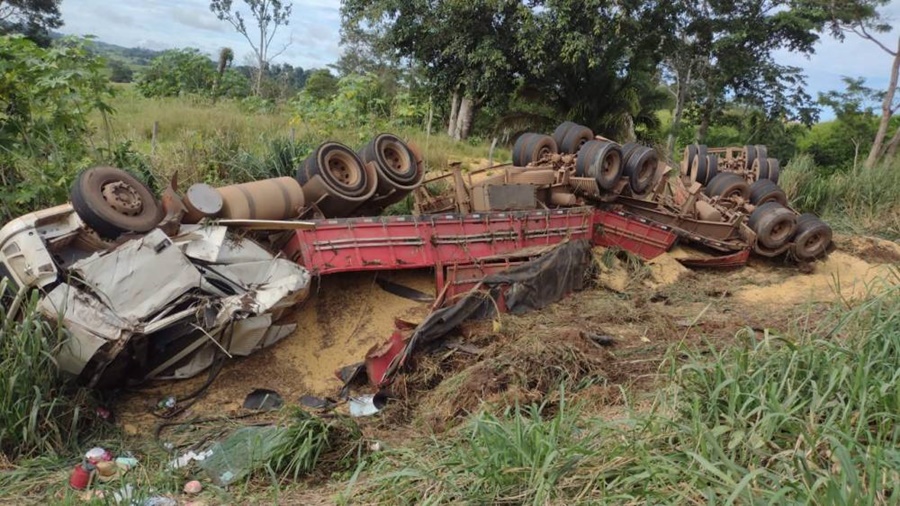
{"left": 87, "top": 88, "right": 510, "bottom": 191}
{"left": 348, "top": 277, "right": 900, "bottom": 504}
{"left": 0, "top": 280, "right": 96, "bottom": 459}
{"left": 780, "top": 154, "right": 900, "bottom": 238}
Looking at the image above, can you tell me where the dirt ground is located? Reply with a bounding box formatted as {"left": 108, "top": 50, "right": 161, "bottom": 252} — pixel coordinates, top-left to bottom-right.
{"left": 113, "top": 234, "right": 899, "bottom": 442}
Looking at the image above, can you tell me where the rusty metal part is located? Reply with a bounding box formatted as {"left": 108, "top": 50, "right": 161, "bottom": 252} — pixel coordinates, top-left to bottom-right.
{"left": 183, "top": 183, "right": 223, "bottom": 224}
{"left": 695, "top": 200, "right": 724, "bottom": 222}
{"left": 678, "top": 249, "right": 751, "bottom": 269}
{"left": 101, "top": 181, "right": 143, "bottom": 216}
{"left": 218, "top": 177, "right": 305, "bottom": 220}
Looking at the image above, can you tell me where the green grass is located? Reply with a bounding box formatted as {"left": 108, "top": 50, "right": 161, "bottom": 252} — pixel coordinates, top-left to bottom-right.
{"left": 780, "top": 154, "right": 900, "bottom": 239}
{"left": 88, "top": 88, "right": 510, "bottom": 191}
{"left": 345, "top": 274, "right": 900, "bottom": 504}
{"left": 0, "top": 280, "right": 99, "bottom": 460}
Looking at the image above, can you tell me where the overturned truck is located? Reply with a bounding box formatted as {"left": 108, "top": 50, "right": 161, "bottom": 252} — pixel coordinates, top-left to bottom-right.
{"left": 0, "top": 127, "right": 833, "bottom": 389}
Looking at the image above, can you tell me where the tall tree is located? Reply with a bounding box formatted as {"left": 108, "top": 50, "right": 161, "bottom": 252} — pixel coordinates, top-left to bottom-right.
{"left": 814, "top": 0, "right": 899, "bottom": 167}
{"left": 209, "top": 0, "right": 292, "bottom": 95}
{"left": 342, "top": 0, "right": 531, "bottom": 140}
{"left": 0, "top": 0, "right": 62, "bottom": 44}
{"left": 659, "top": 0, "right": 822, "bottom": 157}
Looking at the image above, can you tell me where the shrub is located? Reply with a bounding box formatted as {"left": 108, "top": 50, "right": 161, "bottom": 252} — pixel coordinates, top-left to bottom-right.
{"left": 0, "top": 35, "right": 114, "bottom": 223}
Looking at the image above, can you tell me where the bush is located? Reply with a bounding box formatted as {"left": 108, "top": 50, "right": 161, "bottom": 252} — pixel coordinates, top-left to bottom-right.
{"left": 136, "top": 48, "right": 217, "bottom": 98}
{"left": 780, "top": 154, "right": 900, "bottom": 238}
{"left": 0, "top": 35, "right": 114, "bottom": 223}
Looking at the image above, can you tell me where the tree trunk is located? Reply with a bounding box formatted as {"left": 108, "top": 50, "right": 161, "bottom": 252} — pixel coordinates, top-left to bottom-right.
{"left": 455, "top": 96, "right": 475, "bottom": 141}
{"left": 864, "top": 36, "right": 900, "bottom": 169}
{"left": 448, "top": 90, "right": 461, "bottom": 138}
{"left": 883, "top": 124, "right": 900, "bottom": 160}
{"left": 697, "top": 112, "right": 710, "bottom": 143}
{"left": 667, "top": 67, "right": 690, "bottom": 161}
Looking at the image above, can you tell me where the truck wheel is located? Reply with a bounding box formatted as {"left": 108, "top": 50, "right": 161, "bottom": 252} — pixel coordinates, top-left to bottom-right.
{"left": 70, "top": 166, "right": 163, "bottom": 239}
{"left": 705, "top": 173, "right": 749, "bottom": 199}
{"left": 749, "top": 179, "right": 786, "bottom": 205}
{"left": 743, "top": 145, "right": 757, "bottom": 172}
{"left": 552, "top": 121, "right": 578, "bottom": 148}
{"left": 791, "top": 213, "right": 832, "bottom": 261}
{"left": 749, "top": 202, "right": 796, "bottom": 249}
{"left": 624, "top": 146, "right": 658, "bottom": 194}
{"left": 766, "top": 158, "right": 781, "bottom": 183}
{"left": 578, "top": 140, "right": 623, "bottom": 189}
{"left": 559, "top": 125, "right": 594, "bottom": 154}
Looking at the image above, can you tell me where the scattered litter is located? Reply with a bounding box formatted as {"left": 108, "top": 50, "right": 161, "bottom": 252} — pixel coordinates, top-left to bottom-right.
{"left": 242, "top": 388, "right": 284, "bottom": 411}
{"left": 111, "top": 484, "right": 134, "bottom": 504}
{"left": 299, "top": 395, "right": 336, "bottom": 411}
{"left": 157, "top": 396, "right": 176, "bottom": 410}
{"left": 115, "top": 456, "right": 139, "bottom": 470}
{"left": 85, "top": 447, "right": 111, "bottom": 464}
{"left": 183, "top": 480, "right": 203, "bottom": 495}
{"left": 349, "top": 393, "right": 388, "bottom": 417}
{"left": 369, "top": 441, "right": 383, "bottom": 452}
{"left": 95, "top": 460, "right": 120, "bottom": 483}
{"left": 170, "top": 449, "right": 213, "bottom": 470}
{"left": 142, "top": 497, "right": 177, "bottom": 506}
{"left": 200, "top": 426, "right": 282, "bottom": 486}
{"left": 68, "top": 464, "right": 91, "bottom": 490}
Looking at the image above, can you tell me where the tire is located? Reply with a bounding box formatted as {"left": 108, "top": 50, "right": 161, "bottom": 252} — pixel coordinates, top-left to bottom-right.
{"left": 748, "top": 202, "right": 797, "bottom": 249}
{"left": 683, "top": 144, "right": 699, "bottom": 176}
{"left": 693, "top": 146, "right": 709, "bottom": 183}
{"left": 791, "top": 213, "right": 832, "bottom": 261}
{"left": 754, "top": 145, "right": 768, "bottom": 161}
{"left": 359, "top": 133, "right": 418, "bottom": 184}
{"left": 749, "top": 179, "right": 787, "bottom": 206}
{"left": 552, "top": 121, "right": 578, "bottom": 148}
{"left": 624, "top": 146, "right": 658, "bottom": 194}
{"left": 743, "top": 145, "right": 757, "bottom": 171}
{"left": 704, "top": 173, "right": 749, "bottom": 199}
{"left": 512, "top": 133, "right": 533, "bottom": 166}
{"left": 298, "top": 142, "right": 368, "bottom": 196}
{"left": 766, "top": 158, "right": 781, "bottom": 183}
{"left": 578, "top": 140, "right": 623, "bottom": 190}
{"left": 70, "top": 166, "right": 164, "bottom": 239}
{"left": 559, "top": 125, "right": 594, "bottom": 154}
{"left": 524, "top": 134, "right": 558, "bottom": 166}
{"left": 753, "top": 157, "right": 770, "bottom": 180}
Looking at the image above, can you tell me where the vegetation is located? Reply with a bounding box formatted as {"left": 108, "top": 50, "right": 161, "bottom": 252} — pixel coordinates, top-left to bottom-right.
{"left": 347, "top": 280, "right": 900, "bottom": 504}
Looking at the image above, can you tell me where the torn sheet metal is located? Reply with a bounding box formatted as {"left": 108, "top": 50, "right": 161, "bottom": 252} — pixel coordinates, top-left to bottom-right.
{"left": 38, "top": 283, "right": 133, "bottom": 376}
{"left": 71, "top": 229, "right": 202, "bottom": 322}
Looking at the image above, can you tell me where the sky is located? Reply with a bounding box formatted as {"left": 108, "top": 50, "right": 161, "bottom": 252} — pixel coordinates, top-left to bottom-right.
{"left": 59, "top": 0, "right": 900, "bottom": 119}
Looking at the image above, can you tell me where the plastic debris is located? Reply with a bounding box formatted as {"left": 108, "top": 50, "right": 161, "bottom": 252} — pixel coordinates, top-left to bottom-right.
{"left": 199, "top": 426, "right": 282, "bottom": 486}
{"left": 242, "top": 388, "right": 284, "bottom": 411}
{"left": 349, "top": 393, "right": 387, "bottom": 417}
{"left": 183, "top": 480, "right": 203, "bottom": 494}
{"left": 169, "top": 449, "right": 213, "bottom": 470}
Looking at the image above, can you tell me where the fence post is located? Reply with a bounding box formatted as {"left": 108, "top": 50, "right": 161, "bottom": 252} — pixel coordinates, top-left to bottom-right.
{"left": 151, "top": 121, "right": 159, "bottom": 156}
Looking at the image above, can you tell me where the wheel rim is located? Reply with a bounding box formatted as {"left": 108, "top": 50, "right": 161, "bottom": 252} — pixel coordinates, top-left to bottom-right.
{"left": 770, "top": 219, "right": 793, "bottom": 244}
{"left": 325, "top": 151, "right": 360, "bottom": 187}
{"left": 383, "top": 146, "right": 405, "bottom": 173}
{"left": 802, "top": 231, "right": 827, "bottom": 255}
{"left": 638, "top": 159, "right": 654, "bottom": 184}
{"left": 101, "top": 181, "right": 143, "bottom": 216}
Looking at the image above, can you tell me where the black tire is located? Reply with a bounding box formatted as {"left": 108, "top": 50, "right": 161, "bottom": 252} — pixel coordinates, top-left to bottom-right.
{"left": 766, "top": 158, "right": 781, "bottom": 183}
{"left": 552, "top": 122, "right": 578, "bottom": 148}
{"left": 512, "top": 133, "right": 535, "bottom": 166}
{"left": 523, "top": 134, "right": 558, "bottom": 166}
{"left": 559, "top": 125, "right": 594, "bottom": 154}
{"left": 359, "top": 133, "right": 417, "bottom": 185}
{"left": 791, "top": 213, "right": 832, "bottom": 261}
{"left": 684, "top": 144, "right": 699, "bottom": 177}
{"left": 754, "top": 145, "right": 768, "bottom": 161}
{"left": 693, "top": 146, "right": 709, "bottom": 183}
{"left": 753, "top": 157, "right": 771, "bottom": 180}
{"left": 749, "top": 179, "right": 787, "bottom": 206}
{"left": 749, "top": 202, "right": 797, "bottom": 249}
{"left": 624, "top": 146, "right": 658, "bottom": 194}
{"left": 298, "top": 142, "right": 368, "bottom": 196}
{"left": 705, "top": 173, "right": 749, "bottom": 199}
{"left": 743, "top": 145, "right": 757, "bottom": 171}
{"left": 70, "top": 166, "right": 164, "bottom": 239}
{"left": 578, "top": 140, "right": 623, "bottom": 190}
{"left": 622, "top": 142, "right": 640, "bottom": 164}
{"left": 704, "top": 155, "right": 719, "bottom": 185}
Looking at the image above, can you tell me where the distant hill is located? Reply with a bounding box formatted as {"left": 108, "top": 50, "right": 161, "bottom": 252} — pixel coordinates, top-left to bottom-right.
{"left": 50, "top": 31, "right": 170, "bottom": 70}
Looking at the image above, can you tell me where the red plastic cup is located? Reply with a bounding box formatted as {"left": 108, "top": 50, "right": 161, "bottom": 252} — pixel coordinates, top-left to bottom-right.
{"left": 69, "top": 464, "right": 91, "bottom": 490}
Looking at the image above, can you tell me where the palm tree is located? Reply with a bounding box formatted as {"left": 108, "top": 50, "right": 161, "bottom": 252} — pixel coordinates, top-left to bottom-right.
{"left": 213, "top": 47, "right": 235, "bottom": 101}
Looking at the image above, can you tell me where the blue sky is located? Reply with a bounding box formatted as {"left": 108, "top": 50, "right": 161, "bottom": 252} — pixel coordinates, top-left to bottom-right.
{"left": 60, "top": 0, "right": 899, "bottom": 119}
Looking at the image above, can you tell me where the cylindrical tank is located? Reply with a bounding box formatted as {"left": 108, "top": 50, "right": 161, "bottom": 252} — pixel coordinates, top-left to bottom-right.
{"left": 182, "top": 183, "right": 223, "bottom": 224}
{"left": 217, "top": 177, "right": 305, "bottom": 220}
